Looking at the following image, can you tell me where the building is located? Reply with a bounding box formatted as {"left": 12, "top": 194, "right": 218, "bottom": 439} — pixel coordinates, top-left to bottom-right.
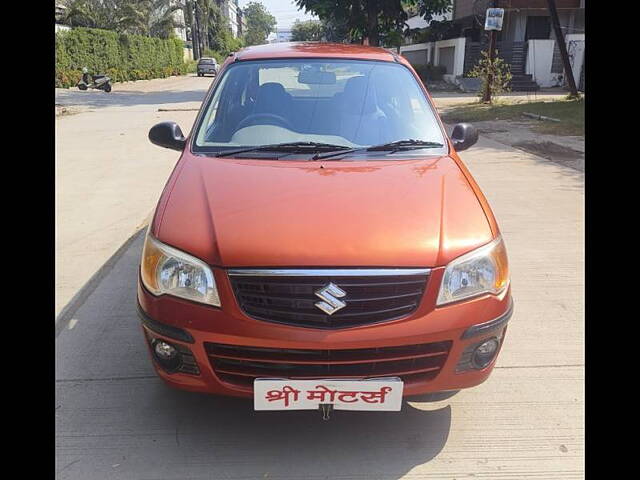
{"left": 237, "top": 7, "right": 247, "bottom": 37}
{"left": 405, "top": 9, "right": 452, "bottom": 32}
{"left": 217, "top": 0, "right": 242, "bottom": 38}
{"left": 398, "top": 0, "right": 585, "bottom": 91}
{"left": 172, "top": 4, "right": 187, "bottom": 42}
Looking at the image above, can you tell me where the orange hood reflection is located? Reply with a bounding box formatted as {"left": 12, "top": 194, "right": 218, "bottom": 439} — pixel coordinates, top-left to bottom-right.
{"left": 153, "top": 153, "right": 493, "bottom": 267}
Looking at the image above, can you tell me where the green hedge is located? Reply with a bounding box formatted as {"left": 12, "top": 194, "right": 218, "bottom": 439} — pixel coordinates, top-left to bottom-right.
{"left": 55, "top": 27, "right": 188, "bottom": 88}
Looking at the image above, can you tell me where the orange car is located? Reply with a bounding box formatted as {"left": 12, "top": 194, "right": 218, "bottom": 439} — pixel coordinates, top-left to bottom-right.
{"left": 139, "top": 43, "right": 512, "bottom": 414}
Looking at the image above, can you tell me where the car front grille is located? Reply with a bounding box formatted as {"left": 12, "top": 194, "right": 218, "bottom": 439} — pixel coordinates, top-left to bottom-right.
{"left": 205, "top": 341, "right": 452, "bottom": 390}
{"left": 228, "top": 269, "right": 430, "bottom": 329}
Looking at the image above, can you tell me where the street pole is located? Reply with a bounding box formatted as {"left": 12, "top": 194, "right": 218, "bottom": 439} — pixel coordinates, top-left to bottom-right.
{"left": 187, "top": 0, "right": 199, "bottom": 60}
{"left": 547, "top": 0, "right": 579, "bottom": 97}
{"left": 481, "top": 0, "right": 498, "bottom": 104}
{"left": 193, "top": 1, "right": 201, "bottom": 60}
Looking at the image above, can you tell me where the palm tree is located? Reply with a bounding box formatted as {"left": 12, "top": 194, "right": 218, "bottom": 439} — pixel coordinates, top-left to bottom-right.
{"left": 148, "top": 0, "right": 185, "bottom": 39}
{"left": 61, "top": 0, "right": 119, "bottom": 29}
{"left": 61, "top": 0, "right": 185, "bottom": 38}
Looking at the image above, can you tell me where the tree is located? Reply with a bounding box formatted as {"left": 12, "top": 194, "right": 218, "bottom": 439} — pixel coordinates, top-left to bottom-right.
{"left": 243, "top": 1, "right": 276, "bottom": 46}
{"left": 468, "top": 50, "right": 512, "bottom": 103}
{"left": 61, "top": 0, "right": 120, "bottom": 30}
{"left": 294, "top": 0, "right": 451, "bottom": 47}
{"left": 321, "top": 16, "right": 350, "bottom": 43}
{"left": 291, "top": 19, "right": 324, "bottom": 42}
{"left": 61, "top": 0, "right": 183, "bottom": 38}
{"left": 148, "top": 0, "right": 184, "bottom": 39}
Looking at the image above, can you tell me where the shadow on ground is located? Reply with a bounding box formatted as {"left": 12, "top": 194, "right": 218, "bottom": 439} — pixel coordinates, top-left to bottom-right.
{"left": 56, "top": 232, "right": 452, "bottom": 479}
{"left": 55, "top": 88, "right": 208, "bottom": 109}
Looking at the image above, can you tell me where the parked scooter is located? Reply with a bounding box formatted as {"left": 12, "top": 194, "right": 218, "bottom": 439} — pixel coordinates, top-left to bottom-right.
{"left": 77, "top": 67, "right": 112, "bottom": 92}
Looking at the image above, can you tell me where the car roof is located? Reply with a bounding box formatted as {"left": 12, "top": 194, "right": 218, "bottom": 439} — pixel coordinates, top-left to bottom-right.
{"left": 198, "top": 57, "right": 216, "bottom": 61}
{"left": 234, "top": 42, "right": 399, "bottom": 63}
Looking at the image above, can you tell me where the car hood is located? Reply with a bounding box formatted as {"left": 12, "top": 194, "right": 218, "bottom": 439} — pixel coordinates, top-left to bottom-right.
{"left": 154, "top": 154, "right": 493, "bottom": 267}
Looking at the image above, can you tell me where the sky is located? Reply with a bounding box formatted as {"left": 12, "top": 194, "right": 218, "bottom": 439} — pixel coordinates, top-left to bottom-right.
{"left": 238, "top": 0, "right": 317, "bottom": 30}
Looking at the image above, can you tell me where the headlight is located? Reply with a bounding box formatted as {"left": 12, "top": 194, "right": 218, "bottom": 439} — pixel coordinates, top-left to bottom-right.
{"left": 436, "top": 236, "right": 509, "bottom": 306}
{"left": 140, "top": 232, "right": 221, "bottom": 307}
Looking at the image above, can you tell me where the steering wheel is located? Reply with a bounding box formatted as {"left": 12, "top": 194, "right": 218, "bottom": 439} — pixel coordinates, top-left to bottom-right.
{"left": 235, "top": 113, "right": 294, "bottom": 132}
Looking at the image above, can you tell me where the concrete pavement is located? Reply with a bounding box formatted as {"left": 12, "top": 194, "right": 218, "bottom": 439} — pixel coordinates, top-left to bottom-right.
{"left": 56, "top": 75, "right": 584, "bottom": 479}
{"left": 55, "top": 75, "right": 212, "bottom": 318}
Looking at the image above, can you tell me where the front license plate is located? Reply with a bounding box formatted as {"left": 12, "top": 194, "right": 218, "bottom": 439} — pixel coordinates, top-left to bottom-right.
{"left": 254, "top": 378, "right": 404, "bottom": 411}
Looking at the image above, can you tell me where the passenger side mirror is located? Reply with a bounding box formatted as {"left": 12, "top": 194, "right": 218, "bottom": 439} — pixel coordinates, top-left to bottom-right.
{"left": 149, "top": 122, "right": 186, "bottom": 151}
{"left": 450, "top": 123, "right": 479, "bottom": 151}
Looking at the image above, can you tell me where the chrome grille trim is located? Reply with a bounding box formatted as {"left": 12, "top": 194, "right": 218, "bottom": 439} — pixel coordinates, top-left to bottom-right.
{"left": 228, "top": 268, "right": 432, "bottom": 277}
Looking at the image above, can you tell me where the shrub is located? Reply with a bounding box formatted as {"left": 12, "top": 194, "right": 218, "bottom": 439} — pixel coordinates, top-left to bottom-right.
{"left": 55, "top": 27, "right": 189, "bottom": 88}
{"left": 184, "top": 60, "right": 197, "bottom": 74}
{"left": 467, "top": 50, "right": 513, "bottom": 103}
{"left": 203, "top": 49, "right": 226, "bottom": 65}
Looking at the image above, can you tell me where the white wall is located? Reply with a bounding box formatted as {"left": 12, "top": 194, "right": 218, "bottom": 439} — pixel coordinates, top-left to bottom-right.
{"left": 566, "top": 34, "right": 585, "bottom": 87}
{"left": 433, "top": 37, "right": 466, "bottom": 83}
{"left": 526, "top": 39, "right": 562, "bottom": 88}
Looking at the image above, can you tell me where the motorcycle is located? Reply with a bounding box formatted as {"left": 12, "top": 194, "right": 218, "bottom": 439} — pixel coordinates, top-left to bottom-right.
{"left": 77, "top": 68, "right": 112, "bottom": 92}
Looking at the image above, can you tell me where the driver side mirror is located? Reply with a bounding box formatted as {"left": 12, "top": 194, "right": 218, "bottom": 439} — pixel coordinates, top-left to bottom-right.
{"left": 451, "top": 123, "right": 479, "bottom": 151}
{"left": 149, "top": 122, "right": 186, "bottom": 151}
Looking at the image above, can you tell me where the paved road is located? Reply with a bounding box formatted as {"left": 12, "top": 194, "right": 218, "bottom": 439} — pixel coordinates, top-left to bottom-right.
{"left": 56, "top": 75, "right": 584, "bottom": 479}
{"left": 55, "top": 75, "right": 212, "bottom": 318}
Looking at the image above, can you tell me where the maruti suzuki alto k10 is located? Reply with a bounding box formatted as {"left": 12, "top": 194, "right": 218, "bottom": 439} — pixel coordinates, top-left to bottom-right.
{"left": 138, "top": 42, "right": 513, "bottom": 415}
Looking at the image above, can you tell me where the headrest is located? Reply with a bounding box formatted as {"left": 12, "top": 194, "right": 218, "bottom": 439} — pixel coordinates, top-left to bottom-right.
{"left": 341, "top": 76, "right": 376, "bottom": 114}
{"left": 255, "top": 82, "right": 290, "bottom": 113}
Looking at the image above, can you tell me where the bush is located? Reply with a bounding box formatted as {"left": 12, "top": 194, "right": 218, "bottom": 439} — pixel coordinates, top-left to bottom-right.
{"left": 203, "top": 49, "right": 226, "bottom": 64}
{"left": 467, "top": 50, "right": 512, "bottom": 102}
{"left": 414, "top": 64, "right": 446, "bottom": 82}
{"left": 184, "top": 59, "right": 197, "bottom": 74}
{"left": 55, "top": 27, "right": 189, "bottom": 88}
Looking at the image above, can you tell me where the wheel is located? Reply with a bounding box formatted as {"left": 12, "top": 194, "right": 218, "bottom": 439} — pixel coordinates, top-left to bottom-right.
{"left": 78, "top": 83, "right": 87, "bottom": 91}
{"left": 104, "top": 83, "right": 112, "bottom": 93}
{"left": 197, "top": 73, "right": 202, "bottom": 77}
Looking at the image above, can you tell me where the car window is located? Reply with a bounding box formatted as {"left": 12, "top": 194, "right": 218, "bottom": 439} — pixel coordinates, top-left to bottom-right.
{"left": 194, "top": 59, "right": 445, "bottom": 152}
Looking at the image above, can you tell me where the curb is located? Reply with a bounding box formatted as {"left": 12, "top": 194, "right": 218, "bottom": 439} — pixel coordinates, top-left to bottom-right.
{"left": 55, "top": 227, "right": 146, "bottom": 338}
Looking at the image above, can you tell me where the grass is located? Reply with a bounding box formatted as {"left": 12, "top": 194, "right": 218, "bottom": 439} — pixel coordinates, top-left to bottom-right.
{"left": 441, "top": 98, "right": 584, "bottom": 136}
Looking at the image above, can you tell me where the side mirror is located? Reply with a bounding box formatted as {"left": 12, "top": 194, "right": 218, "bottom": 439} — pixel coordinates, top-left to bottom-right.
{"left": 149, "top": 122, "right": 186, "bottom": 151}
{"left": 450, "top": 123, "right": 479, "bottom": 151}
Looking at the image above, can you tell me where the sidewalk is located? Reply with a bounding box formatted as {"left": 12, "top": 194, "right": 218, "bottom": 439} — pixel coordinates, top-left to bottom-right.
{"left": 431, "top": 92, "right": 585, "bottom": 171}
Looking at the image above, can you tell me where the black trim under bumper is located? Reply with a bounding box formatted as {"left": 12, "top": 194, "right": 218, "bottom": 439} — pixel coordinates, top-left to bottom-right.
{"left": 461, "top": 299, "right": 514, "bottom": 340}
{"left": 136, "top": 302, "right": 194, "bottom": 344}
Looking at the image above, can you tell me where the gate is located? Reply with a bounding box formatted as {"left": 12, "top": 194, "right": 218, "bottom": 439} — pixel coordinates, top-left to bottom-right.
{"left": 463, "top": 41, "right": 528, "bottom": 75}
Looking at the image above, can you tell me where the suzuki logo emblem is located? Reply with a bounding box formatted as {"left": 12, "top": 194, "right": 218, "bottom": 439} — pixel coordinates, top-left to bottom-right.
{"left": 314, "top": 282, "right": 347, "bottom": 315}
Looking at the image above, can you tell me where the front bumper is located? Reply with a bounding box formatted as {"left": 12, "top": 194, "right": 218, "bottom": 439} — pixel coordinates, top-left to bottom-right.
{"left": 137, "top": 267, "right": 512, "bottom": 398}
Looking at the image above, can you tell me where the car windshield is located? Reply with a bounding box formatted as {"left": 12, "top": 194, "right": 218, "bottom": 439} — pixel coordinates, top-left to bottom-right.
{"left": 193, "top": 59, "right": 446, "bottom": 154}
{"left": 199, "top": 59, "right": 215, "bottom": 64}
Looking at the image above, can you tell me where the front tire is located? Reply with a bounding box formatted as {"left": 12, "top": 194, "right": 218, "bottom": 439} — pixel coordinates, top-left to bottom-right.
{"left": 104, "top": 83, "right": 112, "bottom": 93}
{"left": 78, "top": 83, "right": 87, "bottom": 91}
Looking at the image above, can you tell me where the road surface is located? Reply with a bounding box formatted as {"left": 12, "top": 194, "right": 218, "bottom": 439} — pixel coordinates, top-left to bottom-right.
{"left": 55, "top": 75, "right": 584, "bottom": 479}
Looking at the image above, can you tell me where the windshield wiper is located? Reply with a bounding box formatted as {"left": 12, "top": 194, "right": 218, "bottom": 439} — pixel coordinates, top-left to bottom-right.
{"left": 312, "top": 139, "right": 444, "bottom": 160}
{"left": 367, "top": 139, "right": 444, "bottom": 151}
{"left": 215, "top": 141, "right": 352, "bottom": 158}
